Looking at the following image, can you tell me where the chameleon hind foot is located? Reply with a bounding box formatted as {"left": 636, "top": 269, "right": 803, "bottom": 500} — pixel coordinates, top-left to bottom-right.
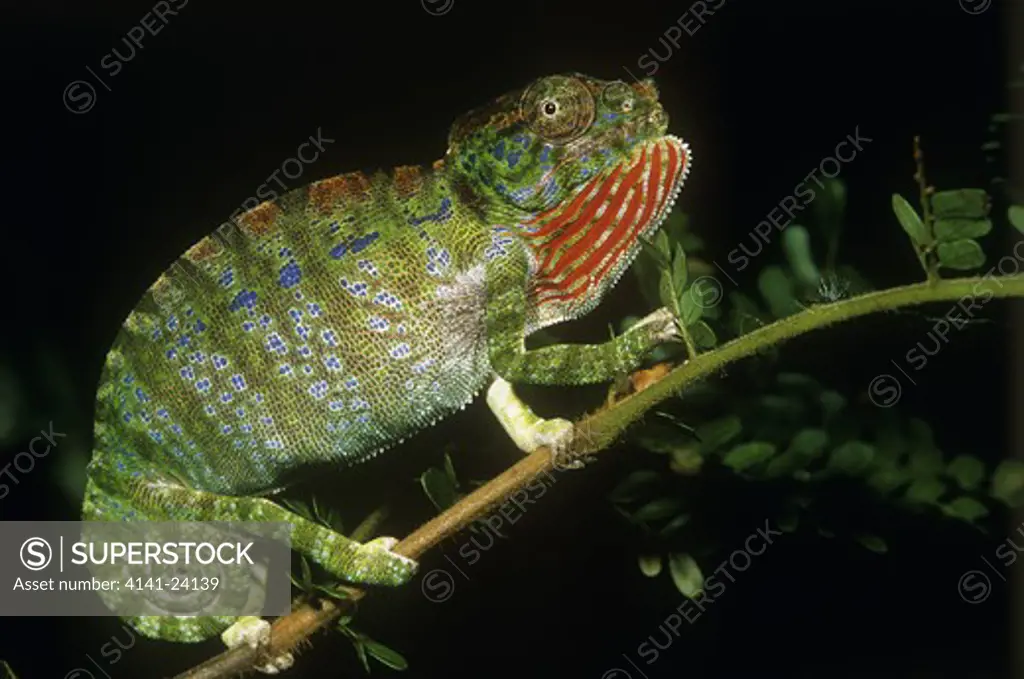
{"left": 222, "top": 616, "right": 294, "bottom": 675}
{"left": 486, "top": 377, "right": 584, "bottom": 470}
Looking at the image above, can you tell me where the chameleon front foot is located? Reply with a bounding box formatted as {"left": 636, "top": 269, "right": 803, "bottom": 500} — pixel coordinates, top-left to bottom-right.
{"left": 222, "top": 616, "right": 295, "bottom": 675}
{"left": 347, "top": 537, "right": 419, "bottom": 586}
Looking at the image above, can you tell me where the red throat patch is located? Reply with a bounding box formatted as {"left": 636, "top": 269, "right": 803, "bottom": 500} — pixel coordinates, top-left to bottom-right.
{"left": 523, "top": 137, "right": 690, "bottom": 304}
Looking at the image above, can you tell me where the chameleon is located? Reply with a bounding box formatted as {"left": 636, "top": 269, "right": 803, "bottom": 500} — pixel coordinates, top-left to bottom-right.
{"left": 82, "top": 71, "right": 692, "bottom": 671}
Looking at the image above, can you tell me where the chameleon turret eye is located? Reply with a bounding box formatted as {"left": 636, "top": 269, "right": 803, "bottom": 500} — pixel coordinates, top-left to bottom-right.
{"left": 520, "top": 75, "right": 594, "bottom": 143}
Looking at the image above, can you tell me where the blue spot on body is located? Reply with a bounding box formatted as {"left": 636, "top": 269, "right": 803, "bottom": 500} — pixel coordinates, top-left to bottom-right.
{"left": 492, "top": 140, "right": 505, "bottom": 160}
{"left": 507, "top": 151, "right": 522, "bottom": 168}
{"left": 229, "top": 290, "right": 258, "bottom": 312}
{"left": 408, "top": 197, "right": 452, "bottom": 226}
{"left": 351, "top": 232, "right": 380, "bottom": 254}
{"left": 329, "top": 243, "right": 347, "bottom": 259}
{"left": 279, "top": 260, "right": 302, "bottom": 288}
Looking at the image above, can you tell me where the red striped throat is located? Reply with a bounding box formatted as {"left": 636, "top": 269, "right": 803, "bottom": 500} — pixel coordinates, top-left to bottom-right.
{"left": 521, "top": 135, "right": 691, "bottom": 323}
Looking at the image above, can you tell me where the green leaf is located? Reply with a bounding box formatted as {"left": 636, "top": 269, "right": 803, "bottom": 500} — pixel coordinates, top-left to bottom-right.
{"left": 609, "top": 470, "right": 661, "bottom": 503}
{"left": 2, "top": 661, "right": 16, "bottom": 679}
{"left": 659, "top": 513, "right": 692, "bottom": 537}
{"left": 671, "top": 244, "right": 688, "bottom": 290}
{"left": 632, "top": 497, "right": 685, "bottom": 523}
{"left": 669, "top": 447, "right": 703, "bottom": 475}
{"left": 892, "top": 193, "right": 930, "bottom": 246}
{"left": 678, "top": 285, "right": 704, "bottom": 327}
{"left": 722, "top": 441, "right": 777, "bottom": 472}
{"left": 931, "top": 189, "right": 989, "bottom": 219}
{"left": 905, "top": 477, "right": 945, "bottom": 505}
{"left": 856, "top": 534, "right": 888, "bottom": 554}
{"left": 787, "top": 428, "right": 829, "bottom": 460}
{"left": 758, "top": 265, "right": 799, "bottom": 318}
{"left": 300, "top": 556, "right": 312, "bottom": 590}
{"left": 827, "top": 441, "right": 876, "bottom": 475}
{"left": 668, "top": 553, "right": 704, "bottom": 598}
{"left": 689, "top": 319, "right": 718, "bottom": 349}
{"left": 1008, "top": 205, "right": 1024, "bottom": 234}
{"left": 654, "top": 229, "right": 671, "bottom": 259}
{"left": 639, "top": 236, "right": 670, "bottom": 269}
{"left": 658, "top": 269, "right": 676, "bottom": 311}
{"left": 443, "top": 452, "right": 459, "bottom": 489}
{"left": 946, "top": 455, "right": 985, "bottom": 491}
{"left": 638, "top": 554, "right": 663, "bottom": 577}
{"left": 820, "top": 390, "right": 846, "bottom": 419}
{"left": 991, "top": 459, "right": 1024, "bottom": 507}
{"left": 942, "top": 497, "right": 989, "bottom": 522}
{"left": 364, "top": 639, "right": 409, "bottom": 671}
{"left": 353, "top": 638, "right": 371, "bottom": 673}
{"left": 936, "top": 239, "right": 985, "bottom": 270}
{"left": 695, "top": 415, "right": 743, "bottom": 455}
{"left": 933, "top": 218, "right": 992, "bottom": 241}
{"left": 866, "top": 464, "right": 909, "bottom": 494}
{"left": 782, "top": 224, "right": 822, "bottom": 289}
{"left": 419, "top": 467, "right": 460, "bottom": 513}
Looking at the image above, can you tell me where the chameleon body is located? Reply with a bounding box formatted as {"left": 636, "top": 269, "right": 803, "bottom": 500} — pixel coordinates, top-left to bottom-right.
{"left": 82, "top": 72, "right": 691, "bottom": 661}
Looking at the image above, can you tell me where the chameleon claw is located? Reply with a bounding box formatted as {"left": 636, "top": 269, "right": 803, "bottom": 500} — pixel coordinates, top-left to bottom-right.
{"left": 533, "top": 418, "right": 585, "bottom": 471}
{"left": 222, "top": 616, "right": 295, "bottom": 675}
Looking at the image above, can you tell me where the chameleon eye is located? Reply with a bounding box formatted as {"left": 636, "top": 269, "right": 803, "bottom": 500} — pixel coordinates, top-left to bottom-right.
{"left": 521, "top": 75, "right": 594, "bottom": 143}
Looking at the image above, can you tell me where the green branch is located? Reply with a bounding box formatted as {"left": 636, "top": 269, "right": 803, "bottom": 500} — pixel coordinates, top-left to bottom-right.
{"left": 580, "top": 274, "right": 1024, "bottom": 451}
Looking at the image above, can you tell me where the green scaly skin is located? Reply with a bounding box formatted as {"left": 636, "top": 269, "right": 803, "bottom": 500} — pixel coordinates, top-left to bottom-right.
{"left": 83, "top": 72, "right": 692, "bottom": 646}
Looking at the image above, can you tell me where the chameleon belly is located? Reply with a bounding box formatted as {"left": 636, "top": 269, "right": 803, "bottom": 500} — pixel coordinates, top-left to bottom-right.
{"left": 93, "top": 167, "right": 494, "bottom": 496}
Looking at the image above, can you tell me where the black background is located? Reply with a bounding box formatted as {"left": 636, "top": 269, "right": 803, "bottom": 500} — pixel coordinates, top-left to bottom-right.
{"left": 1, "top": 0, "right": 1020, "bottom": 677}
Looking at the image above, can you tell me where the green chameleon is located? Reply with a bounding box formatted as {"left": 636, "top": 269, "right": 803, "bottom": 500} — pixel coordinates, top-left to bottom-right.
{"left": 83, "top": 72, "right": 691, "bottom": 671}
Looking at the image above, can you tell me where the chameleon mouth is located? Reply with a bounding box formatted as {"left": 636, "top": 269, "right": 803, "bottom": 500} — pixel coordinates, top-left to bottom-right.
{"left": 523, "top": 135, "right": 692, "bottom": 305}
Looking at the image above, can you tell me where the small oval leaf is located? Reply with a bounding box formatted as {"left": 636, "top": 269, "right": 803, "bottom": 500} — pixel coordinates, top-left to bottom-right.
{"left": 632, "top": 497, "right": 685, "bottom": 522}
{"left": 722, "top": 441, "right": 777, "bottom": 472}
{"left": 936, "top": 239, "right": 985, "bottom": 270}
{"left": 638, "top": 554, "right": 663, "bottom": 577}
{"left": 668, "top": 553, "right": 704, "bottom": 598}
{"left": 946, "top": 455, "right": 985, "bottom": 491}
{"left": 942, "top": 497, "right": 989, "bottom": 522}
{"left": 933, "top": 218, "right": 992, "bottom": 241}
{"left": 892, "top": 193, "right": 930, "bottom": 246}
{"left": 1009, "top": 205, "right": 1024, "bottom": 234}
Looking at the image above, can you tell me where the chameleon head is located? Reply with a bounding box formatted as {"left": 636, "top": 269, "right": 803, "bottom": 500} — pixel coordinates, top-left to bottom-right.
{"left": 445, "top": 72, "right": 691, "bottom": 322}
